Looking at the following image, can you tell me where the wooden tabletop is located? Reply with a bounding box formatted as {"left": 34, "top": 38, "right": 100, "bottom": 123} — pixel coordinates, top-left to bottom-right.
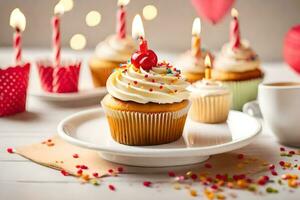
{"left": 1, "top": 49, "right": 300, "bottom": 200}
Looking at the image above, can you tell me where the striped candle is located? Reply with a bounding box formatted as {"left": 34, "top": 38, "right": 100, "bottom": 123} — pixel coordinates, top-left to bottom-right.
{"left": 13, "top": 29, "right": 22, "bottom": 63}
{"left": 117, "top": 3, "right": 126, "bottom": 39}
{"left": 53, "top": 4, "right": 64, "bottom": 67}
{"left": 230, "top": 8, "right": 241, "bottom": 49}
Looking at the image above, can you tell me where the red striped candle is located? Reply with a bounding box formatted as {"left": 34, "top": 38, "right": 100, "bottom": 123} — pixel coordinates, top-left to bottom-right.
{"left": 53, "top": 4, "right": 64, "bottom": 67}
{"left": 117, "top": 1, "right": 126, "bottom": 39}
{"left": 230, "top": 8, "right": 241, "bottom": 49}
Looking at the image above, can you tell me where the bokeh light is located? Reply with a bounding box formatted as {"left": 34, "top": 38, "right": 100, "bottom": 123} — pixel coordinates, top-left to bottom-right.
{"left": 58, "top": 0, "right": 74, "bottom": 12}
{"left": 85, "top": 11, "right": 101, "bottom": 27}
{"left": 142, "top": 5, "right": 158, "bottom": 20}
{"left": 70, "top": 34, "right": 87, "bottom": 50}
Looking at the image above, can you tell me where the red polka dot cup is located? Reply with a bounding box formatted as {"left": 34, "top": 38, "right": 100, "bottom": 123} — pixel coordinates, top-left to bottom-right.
{"left": 0, "top": 62, "right": 30, "bottom": 117}
{"left": 284, "top": 24, "right": 300, "bottom": 74}
{"left": 36, "top": 60, "right": 81, "bottom": 93}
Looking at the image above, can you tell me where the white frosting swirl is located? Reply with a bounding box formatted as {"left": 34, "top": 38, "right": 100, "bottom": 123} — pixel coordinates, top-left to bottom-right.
{"left": 188, "top": 79, "right": 229, "bottom": 97}
{"left": 175, "top": 50, "right": 209, "bottom": 73}
{"left": 214, "top": 41, "right": 260, "bottom": 72}
{"left": 107, "top": 64, "right": 190, "bottom": 104}
{"left": 95, "top": 35, "right": 137, "bottom": 62}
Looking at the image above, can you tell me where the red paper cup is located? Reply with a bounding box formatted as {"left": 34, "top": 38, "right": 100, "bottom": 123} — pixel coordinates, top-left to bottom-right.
{"left": 36, "top": 60, "right": 81, "bottom": 93}
{"left": 0, "top": 62, "right": 30, "bottom": 117}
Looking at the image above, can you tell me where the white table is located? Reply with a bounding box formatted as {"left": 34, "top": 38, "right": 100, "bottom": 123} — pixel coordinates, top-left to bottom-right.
{"left": 1, "top": 49, "right": 300, "bottom": 200}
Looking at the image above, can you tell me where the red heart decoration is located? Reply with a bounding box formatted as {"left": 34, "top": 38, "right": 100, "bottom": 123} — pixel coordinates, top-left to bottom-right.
{"left": 191, "top": 0, "right": 235, "bottom": 24}
{"left": 131, "top": 50, "right": 158, "bottom": 70}
{"left": 283, "top": 24, "right": 300, "bottom": 74}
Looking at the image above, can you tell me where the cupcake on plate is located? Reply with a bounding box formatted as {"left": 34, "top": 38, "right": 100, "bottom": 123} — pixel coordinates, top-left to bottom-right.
{"left": 213, "top": 8, "right": 263, "bottom": 110}
{"left": 189, "top": 55, "right": 231, "bottom": 123}
{"left": 101, "top": 15, "right": 190, "bottom": 146}
{"left": 89, "top": 2, "right": 137, "bottom": 87}
{"left": 176, "top": 18, "right": 213, "bottom": 83}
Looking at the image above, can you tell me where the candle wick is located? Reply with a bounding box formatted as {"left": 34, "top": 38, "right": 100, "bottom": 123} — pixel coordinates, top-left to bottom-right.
{"left": 16, "top": 27, "right": 21, "bottom": 33}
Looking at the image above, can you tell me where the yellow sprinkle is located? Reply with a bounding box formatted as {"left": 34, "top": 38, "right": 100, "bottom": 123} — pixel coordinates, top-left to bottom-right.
{"left": 82, "top": 174, "right": 90, "bottom": 181}
{"left": 186, "top": 171, "right": 193, "bottom": 177}
{"left": 217, "top": 193, "right": 226, "bottom": 199}
{"left": 237, "top": 180, "right": 248, "bottom": 188}
{"left": 288, "top": 180, "right": 298, "bottom": 188}
{"left": 204, "top": 189, "right": 215, "bottom": 200}
{"left": 190, "top": 189, "right": 197, "bottom": 197}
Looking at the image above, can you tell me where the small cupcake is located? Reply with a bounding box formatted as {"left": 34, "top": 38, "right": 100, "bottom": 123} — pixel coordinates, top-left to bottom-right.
{"left": 213, "top": 9, "right": 263, "bottom": 110}
{"left": 188, "top": 56, "right": 231, "bottom": 123}
{"left": 176, "top": 18, "right": 213, "bottom": 83}
{"left": 89, "top": 35, "right": 136, "bottom": 87}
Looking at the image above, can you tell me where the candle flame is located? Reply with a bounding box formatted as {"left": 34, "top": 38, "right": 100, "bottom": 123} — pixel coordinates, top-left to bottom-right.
{"left": 132, "top": 14, "right": 145, "bottom": 40}
{"left": 204, "top": 55, "right": 211, "bottom": 68}
{"left": 192, "top": 17, "right": 201, "bottom": 36}
{"left": 10, "top": 8, "right": 26, "bottom": 31}
{"left": 54, "top": 3, "right": 65, "bottom": 15}
{"left": 118, "top": 0, "right": 130, "bottom": 6}
{"left": 231, "top": 8, "right": 238, "bottom": 18}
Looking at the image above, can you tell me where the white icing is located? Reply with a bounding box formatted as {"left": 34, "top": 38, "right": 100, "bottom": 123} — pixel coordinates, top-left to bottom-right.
{"left": 95, "top": 35, "right": 137, "bottom": 62}
{"left": 107, "top": 64, "right": 190, "bottom": 104}
{"left": 188, "top": 79, "right": 230, "bottom": 97}
{"left": 175, "top": 50, "right": 209, "bottom": 73}
{"left": 214, "top": 41, "right": 260, "bottom": 72}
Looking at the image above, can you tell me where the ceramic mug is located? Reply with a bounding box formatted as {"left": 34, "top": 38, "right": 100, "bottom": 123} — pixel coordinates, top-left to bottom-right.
{"left": 258, "top": 82, "right": 300, "bottom": 147}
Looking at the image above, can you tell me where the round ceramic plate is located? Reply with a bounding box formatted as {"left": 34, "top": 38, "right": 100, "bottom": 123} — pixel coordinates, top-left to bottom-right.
{"left": 30, "top": 87, "right": 107, "bottom": 102}
{"left": 58, "top": 108, "right": 261, "bottom": 167}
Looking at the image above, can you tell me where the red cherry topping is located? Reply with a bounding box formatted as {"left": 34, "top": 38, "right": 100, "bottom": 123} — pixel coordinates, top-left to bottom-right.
{"left": 131, "top": 50, "right": 158, "bottom": 70}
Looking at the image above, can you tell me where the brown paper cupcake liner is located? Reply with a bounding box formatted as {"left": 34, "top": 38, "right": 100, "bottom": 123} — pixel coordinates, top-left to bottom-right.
{"left": 189, "top": 94, "right": 231, "bottom": 123}
{"left": 102, "top": 103, "right": 190, "bottom": 146}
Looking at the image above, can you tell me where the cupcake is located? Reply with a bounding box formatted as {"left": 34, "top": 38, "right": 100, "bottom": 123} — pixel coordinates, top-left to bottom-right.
{"left": 176, "top": 18, "right": 213, "bottom": 83}
{"left": 89, "top": 35, "right": 136, "bottom": 87}
{"left": 213, "top": 8, "right": 263, "bottom": 110}
{"left": 188, "top": 56, "right": 231, "bottom": 123}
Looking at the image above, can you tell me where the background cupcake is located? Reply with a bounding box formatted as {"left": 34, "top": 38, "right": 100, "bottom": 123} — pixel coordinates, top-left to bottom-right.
{"left": 213, "top": 8, "right": 263, "bottom": 110}
{"left": 189, "top": 56, "right": 231, "bottom": 123}
{"left": 176, "top": 18, "right": 212, "bottom": 83}
{"left": 89, "top": 2, "right": 136, "bottom": 87}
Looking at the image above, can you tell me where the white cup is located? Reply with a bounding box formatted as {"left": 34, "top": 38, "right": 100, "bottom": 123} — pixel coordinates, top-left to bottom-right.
{"left": 258, "top": 82, "right": 300, "bottom": 147}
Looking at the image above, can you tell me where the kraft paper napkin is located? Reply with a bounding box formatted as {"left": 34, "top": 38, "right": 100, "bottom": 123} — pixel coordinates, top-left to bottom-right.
{"left": 14, "top": 136, "right": 269, "bottom": 182}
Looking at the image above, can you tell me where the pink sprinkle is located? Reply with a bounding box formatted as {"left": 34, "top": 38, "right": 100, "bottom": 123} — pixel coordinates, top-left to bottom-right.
{"left": 143, "top": 181, "right": 152, "bottom": 187}
{"left": 61, "top": 170, "right": 69, "bottom": 176}
{"left": 269, "top": 164, "right": 275, "bottom": 170}
{"left": 271, "top": 171, "right": 278, "bottom": 176}
{"left": 168, "top": 171, "right": 175, "bottom": 177}
{"left": 108, "top": 184, "right": 115, "bottom": 191}
{"left": 6, "top": 148, "right": 14, "bottom": 154}
{"left": 237, "top": 154, "right": 244, "bottom": 159}
{"left": 204, "top": 163, "right": 212, "bottom": 169}
{"left": 72, "top": 154, "right": 79, "bottom": 158}
{"left": 108, "top": 169, "right": 114, "bottom": 173}
{"left": 279, "top": 161, "right": 285, "bottom": 166}
{"left": 280, "top": 147, "right": 285, "bottom": 151}
{"left": 93, "top": 172, "right": 99, "bottom": 178}
{"left": 117, "top": 167, "right": 123, "bottom": 173}
{"left": 191, "top": 174, "right": 198, "bottom": 180}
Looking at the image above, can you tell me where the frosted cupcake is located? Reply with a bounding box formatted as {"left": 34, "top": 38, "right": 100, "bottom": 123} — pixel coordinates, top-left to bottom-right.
{"left": 189, "top": 56, "right": 231, "bottom": 123}
{"left": 89, "top": 2, "right": 137, "bottom": 87}
{"left": 89, "top": 35, "right": 136, "bottom": 87}
{"left": 176, "top": 18, "right": 213, "bottom": 83}
{"left": 213, "top": 9, "right": 263, "bottom": 110}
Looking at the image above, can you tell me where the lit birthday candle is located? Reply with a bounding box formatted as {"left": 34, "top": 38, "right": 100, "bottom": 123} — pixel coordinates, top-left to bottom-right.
{"left": 53, "top": 3, "right": 64, "bottom": 67}
{"left": 230, "top": 8, "right": 241, "bottom": 49}
{"left": 9, "top": 8, "right": 26, "bottom": 64}
{"left": 204, "top": 55, "right": 212, "bottom": 80}
{"left": 132, "top": 14, "right": 147, "bottom": 52}
{"left": 191, "top": 17, "right": 201, "bottom": 58}
{"left": 117, "top": 0, "right": 129, "bottom": 39}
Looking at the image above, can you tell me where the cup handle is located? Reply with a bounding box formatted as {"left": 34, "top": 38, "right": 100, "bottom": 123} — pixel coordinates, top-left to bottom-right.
{"left": 242, "top": 100, "right": 262, "bottom": 118}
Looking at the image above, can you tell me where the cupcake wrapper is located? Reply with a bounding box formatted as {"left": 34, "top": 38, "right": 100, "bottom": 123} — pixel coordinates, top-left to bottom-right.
{"left": 90, "top": 65, "right": 116, "bottom": 87}
{"left": 102, "top": 103, "right": 190, "bottom": 146}
{"left": 37, "top": 61, "right": 81, "bottom": 93}
{"left": 222, "top": 78, "right": 263, "bottom": 111}
{"left": 189, "top": 94, "right": 231, "bottom": 123}
{"left": 0, "top": 63, "right": 30, "bottom": 117}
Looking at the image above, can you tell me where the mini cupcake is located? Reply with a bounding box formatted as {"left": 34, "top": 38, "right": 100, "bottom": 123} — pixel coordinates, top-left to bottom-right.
{"left": 176, "top": 18, "right": 213, "bottom": 83}
{"left": 213, "top": 9, "right": 263, "bottom": 110}
{"left": 89, "top": 35, "right": 136, "bottom": 87}
{"left": 188, "top": 56, "right": 231, "bottom": 123}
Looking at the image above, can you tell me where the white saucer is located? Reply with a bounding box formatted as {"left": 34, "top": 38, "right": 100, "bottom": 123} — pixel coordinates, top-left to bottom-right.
{"left": 30, "top": 87, "right": 107, "bottom": 102}
{"left": 58, "top": 108, "right": 261, "bottom": 167}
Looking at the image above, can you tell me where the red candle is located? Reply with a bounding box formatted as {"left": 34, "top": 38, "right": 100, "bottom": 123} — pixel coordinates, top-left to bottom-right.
{"left": 139, "top": 37, "right": 148, "bottom": 53}
{"left": 117, "top": 1, "right": 126, "bottom": 39}
{"left": 53, "top": 4, "right": 64, "bottom": 67}
{"left": 230, "top": 8, "right": 241, "bottom": 49}
{"left": 9, "top": 8, "right": 26, "bottom": 64}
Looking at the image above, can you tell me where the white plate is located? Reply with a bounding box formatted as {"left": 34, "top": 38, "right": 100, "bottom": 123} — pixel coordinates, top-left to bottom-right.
{"left": 30, "top": 87, "right": 107, "bottom": 102}
{"left": 58, "top": 108, "right": 261, "bottom": 167}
